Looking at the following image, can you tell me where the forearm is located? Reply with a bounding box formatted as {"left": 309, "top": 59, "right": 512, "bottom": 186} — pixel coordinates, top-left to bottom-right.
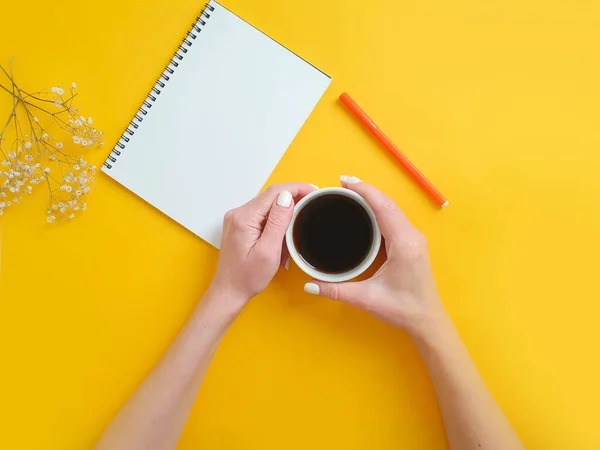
{"left": 413, "top": 307, "right": 524, "bottom": 450}
{"left": 96, "top": 286, "right": 244, "bottom": 450}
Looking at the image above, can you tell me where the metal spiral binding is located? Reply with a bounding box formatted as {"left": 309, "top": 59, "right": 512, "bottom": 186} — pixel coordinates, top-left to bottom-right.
{"left": 103, "top": 2, "right": 215, "bottom": 169}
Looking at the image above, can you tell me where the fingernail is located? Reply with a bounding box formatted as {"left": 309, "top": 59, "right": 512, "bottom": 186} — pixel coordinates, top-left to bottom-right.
{"left": 284, "top": 257, "right": 290, "bottom": 271}
{"left": 309, "top": 184, "right": 319, "bottom": 190}
{"left": 277, "top": 190, "right": 293, "bottom": 207}
{"left": 304, "top": 282, "right": 320, "bottom": 295}
{"left": 340, "top": 175, "right": 361, "bottom": 184}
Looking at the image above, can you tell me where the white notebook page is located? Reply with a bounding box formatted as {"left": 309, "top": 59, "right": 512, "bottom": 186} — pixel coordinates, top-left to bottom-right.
{"left": 102, "top": 1, "right": 331, "bottom": 248}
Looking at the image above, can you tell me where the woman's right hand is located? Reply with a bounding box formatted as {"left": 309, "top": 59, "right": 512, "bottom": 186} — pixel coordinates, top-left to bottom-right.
{"left": 304, "top": 177, "right": 447, "bottom": 338}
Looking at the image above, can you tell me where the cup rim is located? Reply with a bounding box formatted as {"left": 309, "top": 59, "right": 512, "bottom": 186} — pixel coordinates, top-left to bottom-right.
{"left": 285, "top": 187, "right": 381, "bottom": 282}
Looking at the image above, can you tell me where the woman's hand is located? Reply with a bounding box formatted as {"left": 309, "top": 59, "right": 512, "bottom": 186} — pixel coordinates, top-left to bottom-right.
{"left": 304, "top": 177, "right": 445, "bottom": 338}
{"left": 210, "top": 182, "right": 316, "bottom": 308}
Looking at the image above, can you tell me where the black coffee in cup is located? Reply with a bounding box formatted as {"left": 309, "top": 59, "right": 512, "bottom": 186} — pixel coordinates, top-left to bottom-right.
{"left": 292, "top": 194, "right": 374, "bottom": 274}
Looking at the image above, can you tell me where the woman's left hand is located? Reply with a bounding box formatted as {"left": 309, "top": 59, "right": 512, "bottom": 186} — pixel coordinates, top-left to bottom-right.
{"left": 210, "top": 183, "right": 316, "bottom": 307}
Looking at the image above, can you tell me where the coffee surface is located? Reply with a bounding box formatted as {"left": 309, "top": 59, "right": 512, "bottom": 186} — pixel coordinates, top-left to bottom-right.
{"left": 293, "top": 194, "right": 373, "bottom": 274}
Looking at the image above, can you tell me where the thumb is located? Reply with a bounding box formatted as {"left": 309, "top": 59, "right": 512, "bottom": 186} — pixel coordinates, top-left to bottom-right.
{"left": 303, "top": 280, "right": 369, "bottom": 308}
{"left": 258, "top": 190, "right": 294, "bottom": 250}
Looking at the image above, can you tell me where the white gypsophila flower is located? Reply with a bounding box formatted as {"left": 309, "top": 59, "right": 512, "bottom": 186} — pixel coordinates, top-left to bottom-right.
{"left": 43, "top": 167, "right": 51, "bottom": 174}
{"left": 82, "top": 140, "right": 88, "bottom": 146}
{"left": 49, "top": 154, "right": 57, "bottom": 161}
{"left": 47, "top": 215, "right": 56, "bottom": 223}
{"left": 42, "top": 132, "right": 49, "bottom": 139}
{"left": 73, "top": 136, "right": 81, "bottom": 144}
{"left": 75, "top": 190, "right": 82, "bottom": 196}
{"left": 7, "top": 151, "right": 16, "bottom": 159}
{"left": 72, "top": 82, "right": 77, "bottom": 89}
{"left": 24, "top": 154, "right": 33, "bottom": 162}
{"left": 51, "top": 86, "right": 64, "bottom": 96}
{"left": 24, "top": 142, "right": 32, "bottom": 149}
{"left": 1, "top": 160, "right": 9, "bottom": 167}
{"left": 73, "top": 165, "right": 80, "bottom": 171}
{"left": 58, "top": 202, "right": 65, "bottom": 208}
{"left": 54, "top": 100, "right": 62, "bottom": 108}
{"left": 87, "top": 117, "right": 93, "bottom": 124}
{"left": 25, "top": 186, "right": 33, "bottom": 194}
{"left": 33, "top": 117, "right": 38, "bottom": 122}
{"left": 75, "top": 120, "right": 82, "bottom": 127}
{"left": 51, "top": 204, "right": 58, "bottom": 211}
{"left": 68, "top": 213, "right": 75, "bottom": 219}
{"left": 56, "top": 142, "right": 63, "bottom": 149}
{"left": 59, "top": 207, "right": 66, "bottom": 214}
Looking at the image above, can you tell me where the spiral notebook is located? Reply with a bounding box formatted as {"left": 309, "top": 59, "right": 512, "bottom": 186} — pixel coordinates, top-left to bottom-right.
{"left": 102, "top": 0, "right": 331, "bottom": 248}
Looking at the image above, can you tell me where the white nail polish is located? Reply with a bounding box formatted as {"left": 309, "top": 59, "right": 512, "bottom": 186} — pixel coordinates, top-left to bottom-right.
{"left": 340, "top": 175, "right": 361, "bottom": 184}
{"left": 309, "top": 184, "right": 319, "bottom": 190}
{"left": 277, "top": 190, "right": 292, "bottom": 207}
{"left": 284, "top": 257, "right": 290, "bottom": 271}
{"left": 304, "top": 282, "right": 320, "bottom": 295}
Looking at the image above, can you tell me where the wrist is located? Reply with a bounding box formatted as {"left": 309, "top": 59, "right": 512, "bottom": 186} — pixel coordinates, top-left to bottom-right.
{"left": 203, "top": 282, "right": 249, "bottom": 317}
{"left": 408, "top": 303, "right": 453, "bottom": 347}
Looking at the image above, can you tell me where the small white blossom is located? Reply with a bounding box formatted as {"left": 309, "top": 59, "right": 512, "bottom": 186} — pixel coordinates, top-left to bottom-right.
{"left": 56, "top": 142, "right": 63, "bottom": 149}
{"left": 33, "top": 116, "right": 39, "bottom": 122}
{"left": 25, "top": 186, "right": 33, "bottom": 194}
{"left": 47, "top": 215, "right": 56, "bottom": 223}
{"left": 8, "top": 151, "right": 16, "bottom": 159}
{"left": 60, "top": 207, "right": 66, "bottom": 213}
{"left": 75, "top": 120, "right": 83, "bottom": 127}
{"left": 72, "top": 82, "right": 77, "bottom": 89}
{"left": 68, "top": 213, "right": 75, "bottom": 219}
{"left": 43, "top": 167, "right": 51, "bottom": 174}
{"left": 24, "top": 142, "right": 32, "bottom": 149}
{"left": 82, "top": 140, "right": 88, "bottom": 146}
{"left": 24, "top": 154, "right": 33, "bottom": 162}
{"left": 87, "top": 117, "right": 93, "bottom": 124}
{"left": 51, "top": 86, "right": 65, "bottom": 95}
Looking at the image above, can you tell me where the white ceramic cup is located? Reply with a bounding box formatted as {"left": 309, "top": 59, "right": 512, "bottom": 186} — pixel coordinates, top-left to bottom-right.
{"left": 285, "top": 187, "right": 381, "bottom": 282}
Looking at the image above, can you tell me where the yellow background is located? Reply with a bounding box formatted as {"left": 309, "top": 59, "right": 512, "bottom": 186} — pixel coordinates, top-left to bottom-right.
{"left": 1, "top": 0, "right": 599, "bottom": 448}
